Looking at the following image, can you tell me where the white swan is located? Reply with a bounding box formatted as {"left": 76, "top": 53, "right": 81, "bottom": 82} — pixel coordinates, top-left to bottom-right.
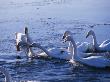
{"left": 0, "top": 67, "right": 12, "bottom": 82}
{"left": 86, "top": 30, "right": 110, "bottom": 52}
{"left": 63, "top": 35, "right": 110, "bottom": 68}
{"left": 15, "top": 27, "right": 34, "bottom": 58}
{"left": 63, "top": 31, "right": 94, "bottom": 53}
{"left": 30, "top": 43, "right": 72, "bottom": 60}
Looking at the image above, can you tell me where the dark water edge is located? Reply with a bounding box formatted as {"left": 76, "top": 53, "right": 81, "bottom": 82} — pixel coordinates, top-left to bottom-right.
{"left": 0, "top": 0, "right": 110, "bottom": 82}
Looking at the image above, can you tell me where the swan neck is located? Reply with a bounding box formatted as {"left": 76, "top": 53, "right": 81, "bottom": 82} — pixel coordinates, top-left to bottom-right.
{"left": 68, "top": 42, "right": 73, "bottom": 53}
{"left": 25, "top": 28, "right": 28, "bottom": 35}
{"left": 92, "top": 32, "right": 98, "bottom": 48}
{"left": 24, "top": 28, "right": 30, "bottom": 43}
{"left": 69, "top": 37, "right": 77, "bottom": 59}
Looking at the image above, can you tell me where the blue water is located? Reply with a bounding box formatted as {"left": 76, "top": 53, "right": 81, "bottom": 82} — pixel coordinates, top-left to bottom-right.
{"left": 0, "top": 0, "right": 110, "bottom": 82}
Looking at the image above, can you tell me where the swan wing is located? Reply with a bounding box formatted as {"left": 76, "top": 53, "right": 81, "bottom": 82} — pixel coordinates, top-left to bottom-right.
{"left": 99, "top": 42, "right": 110, "bottom": 51}
{"left": 48, "top": 48, "right": 72, "bottom": 60}
{"left": 100, "top": 39, "right": 110, "bottom": 47}
{"left": 77, "top": 42, "right": 88, "bottom": 52}
{"left": 82, "top": 56, "right": 110, "bottom": 68}
{"left": 76, "top": 42, "right": 81, "bottom": 46}
{"left": 16, "top": 33, "right": 27, "bottom": 43}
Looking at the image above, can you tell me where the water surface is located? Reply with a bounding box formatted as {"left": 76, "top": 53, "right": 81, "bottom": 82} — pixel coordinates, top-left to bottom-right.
{"left": 0, "top": 0, "right": 110, "bottom": 82}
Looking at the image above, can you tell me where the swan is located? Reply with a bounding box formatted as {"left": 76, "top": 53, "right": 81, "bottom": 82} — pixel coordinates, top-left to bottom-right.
{"left": 0, "top": 67, "right": 12, "bottom": 82}
{"left": 29, "top": 42, "right": 72, "bottom": 60}
{"left": 86, "top": 30, "right": 110, "bottom": 52}
{"left": 63, "top": 35, "right": 110, "bottom": 68}
{"left": 63, "top": 31, "right": 94, "bottom": 53}
{"left": 15, "top": 27, "right": 35, "bottom": 58}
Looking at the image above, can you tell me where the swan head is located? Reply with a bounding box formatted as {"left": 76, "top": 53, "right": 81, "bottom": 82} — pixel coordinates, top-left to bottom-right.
{"left": 86, "top": 30, "right": 94, "bottom": 38}
{"left": 24, "top": 27, "right": 28, "bottom": 34}
{"left": 63, "top": 35, "right": 73, "bottom": 42}
{"left": 62, "top": 31, "right": 72, "bottom": 39}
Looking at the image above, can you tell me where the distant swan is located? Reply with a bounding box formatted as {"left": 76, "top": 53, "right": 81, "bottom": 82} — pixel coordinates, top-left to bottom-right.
{"left": 15, "top": 27, "right": 34, "bottom": 58}
{"left": 63, "top": 34, "right": 110, "bottom": 68}
{"left": 0, "top": 67, "right": 11, "bottom": 82}
{"left": 86, "top": 30, "right": 110, "bottom": 52}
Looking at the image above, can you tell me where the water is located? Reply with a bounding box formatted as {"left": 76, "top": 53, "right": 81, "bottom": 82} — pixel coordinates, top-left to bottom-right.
{"left": 0, "top": 0, "right": 110, "bottom": 82}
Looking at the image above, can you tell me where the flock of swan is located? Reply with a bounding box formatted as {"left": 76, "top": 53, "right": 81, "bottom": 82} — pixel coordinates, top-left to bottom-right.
{"left": 1, "top": 27, "right": 110, "bottom": 82}
{"left": 15, "top": 27, "right": 110, "bottom": 68}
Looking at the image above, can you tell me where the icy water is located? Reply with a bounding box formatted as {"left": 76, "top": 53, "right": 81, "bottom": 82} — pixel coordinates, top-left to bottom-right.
{"left": 0, "top": 0, "right": 110, "bottom": 82}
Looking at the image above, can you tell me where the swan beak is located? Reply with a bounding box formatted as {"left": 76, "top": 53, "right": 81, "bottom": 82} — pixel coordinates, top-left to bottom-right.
{"left": 86, "top": 34, "right": 89, "bottom": 38}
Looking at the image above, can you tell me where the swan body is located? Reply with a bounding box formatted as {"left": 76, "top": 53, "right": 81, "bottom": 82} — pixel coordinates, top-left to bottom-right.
{"left": 0, "top": 67, "right": 12, "bottom": 82}
{"left": 78, "top": 55, "right": 110, "bottom": 68}
{"left": 30, "top": 43, "right": 72, "bottom": 60}
{"left": 86, "top": 30, "right": 110, "bottom": 52}
{"left": 63, "top": 33, "right": 110, "bottom": 68}
{"left": 47, "top": 48, "right": 72, "bottom": 60}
